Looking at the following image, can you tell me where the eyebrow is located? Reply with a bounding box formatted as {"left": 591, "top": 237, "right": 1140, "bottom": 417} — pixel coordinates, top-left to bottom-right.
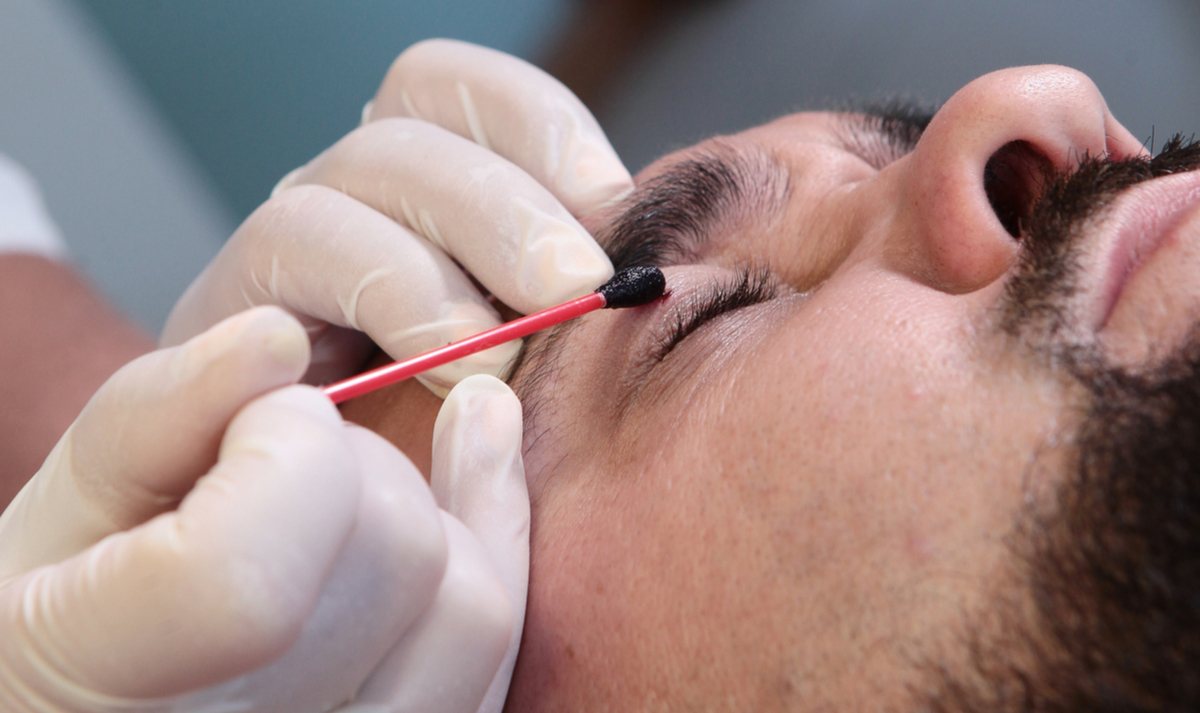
{"left": 601, "top": 145, "right": 792, "bottom": 270}
{"left": 506, "top": 147, "right": 790, "bottom": 444}
{"left": 507, "top": 108, "right": 935, "bottom": 442}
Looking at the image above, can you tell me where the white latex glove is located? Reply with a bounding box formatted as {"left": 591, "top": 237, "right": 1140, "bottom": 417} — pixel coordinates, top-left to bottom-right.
{"left": 0, "top": 307, "right": 529, "bottom": 713}
{"left": 161, "top": 38, "right": 633, "bottom": 392}
{"left": 0, "top": 154, "right": 68, "bottom": 258}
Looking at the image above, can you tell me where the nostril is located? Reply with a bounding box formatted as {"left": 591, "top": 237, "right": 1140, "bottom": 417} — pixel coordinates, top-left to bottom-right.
{"left": 983, "top": 140, "right": 1055, "bottom": 238}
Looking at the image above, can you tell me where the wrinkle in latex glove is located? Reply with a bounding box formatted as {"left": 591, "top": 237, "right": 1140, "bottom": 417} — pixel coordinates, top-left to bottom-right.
{"left": 1, "top": 310, "right": 528, "bottom": 713}
{"left": 0, "top": 307, "right": 312, "bottom": 579}
{"left": 370, "top": 39, "right": 634, "bottom": 216}
{"left": 166, "top": 38, "right": 628, "bottom": 398}
{"left": 431, "top": 375, "right": 528, "bottom": 713}
{"left": 278, "top": 119, "right": 614, "bottom": 315}
{"left": 161, "top": 186, "right": 520, "bottom": 390}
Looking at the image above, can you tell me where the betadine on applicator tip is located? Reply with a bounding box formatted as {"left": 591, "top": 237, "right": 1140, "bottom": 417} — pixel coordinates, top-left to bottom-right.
{"left": 323, "top": 266, "right": 668, "bottom": 404}
{"left": 598, "top": 265, "right": 667, "bottom": 308}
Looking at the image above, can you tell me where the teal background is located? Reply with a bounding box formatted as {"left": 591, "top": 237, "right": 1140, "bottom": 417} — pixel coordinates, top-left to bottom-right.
{"left": 74, "top": 1, "right": 574, "bottom": 219}
{"left": 5, "top": 0, "right": 1198, "bottom": 331}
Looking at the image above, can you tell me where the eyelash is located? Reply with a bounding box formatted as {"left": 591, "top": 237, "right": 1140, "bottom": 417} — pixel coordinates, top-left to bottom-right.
{"left": 653, "top": 267, "right": 779, "bottom": 363}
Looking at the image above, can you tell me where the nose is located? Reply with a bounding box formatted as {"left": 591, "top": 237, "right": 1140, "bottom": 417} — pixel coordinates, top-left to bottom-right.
{"left": 888, "top": 65, "right": 1147, "bottom": 293}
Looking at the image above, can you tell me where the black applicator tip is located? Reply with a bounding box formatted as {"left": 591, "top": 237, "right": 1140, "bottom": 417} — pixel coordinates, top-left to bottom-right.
{"left": 597, "top": 266, "right": 667, "bottom": 309}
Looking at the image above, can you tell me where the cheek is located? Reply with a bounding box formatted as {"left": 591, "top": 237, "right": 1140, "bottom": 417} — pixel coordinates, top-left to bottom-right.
{"left": 512, "top": 278, "right": 1078, "bottom": 705}
{"left": 517, "top": 442, "right": 805, "bottom": 706}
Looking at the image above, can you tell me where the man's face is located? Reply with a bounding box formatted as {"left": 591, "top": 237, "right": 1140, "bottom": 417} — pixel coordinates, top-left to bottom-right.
{"left": 345, "top": 65, "right": 1200, "bottom": 710}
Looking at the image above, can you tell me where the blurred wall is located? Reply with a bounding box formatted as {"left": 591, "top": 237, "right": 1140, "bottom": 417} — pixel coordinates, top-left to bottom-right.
{"left": 6, "top": 0, "right": 1197, "bottom": 330}
{"left": 75, "top": 0, "right": 576, "bottom": 220}
{"left": 600, "top": 0, "right": 1200, "bottom": 173}
{"left": 0, "top": 0, "right": 574, "bottom": 331}
{"left": 0, "top": 0, "right": 235, "bottom": 331}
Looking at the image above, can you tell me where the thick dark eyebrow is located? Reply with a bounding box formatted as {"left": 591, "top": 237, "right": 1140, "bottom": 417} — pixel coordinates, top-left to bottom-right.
{"left": 600, "top": 145, "right": 791, "bottom": 270}
{"left": 506, "top": 105, "right": 933, "bottom": 473}
{"left": 506, "top": 146, "right": 790, "bottom": 443}
{"left": 830, "top": 98, "right": 940, "bottom": 169}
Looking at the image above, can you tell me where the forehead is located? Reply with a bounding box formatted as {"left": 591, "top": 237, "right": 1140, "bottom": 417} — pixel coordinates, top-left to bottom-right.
{"left": 629, "top": 112, "right": 851, "bottom": 186}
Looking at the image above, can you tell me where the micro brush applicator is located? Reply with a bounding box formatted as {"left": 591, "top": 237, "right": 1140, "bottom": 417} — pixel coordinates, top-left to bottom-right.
{"left": 323, "top": 266, "right": 667, "bottom": 404}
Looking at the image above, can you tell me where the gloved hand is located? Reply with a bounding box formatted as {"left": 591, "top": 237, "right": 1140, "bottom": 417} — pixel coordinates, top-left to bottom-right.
{"left": 161, "top": 39, "right": 633, "bottom": 392}
{"left": 0, "top": 307, "right": 529, "bottom": 713}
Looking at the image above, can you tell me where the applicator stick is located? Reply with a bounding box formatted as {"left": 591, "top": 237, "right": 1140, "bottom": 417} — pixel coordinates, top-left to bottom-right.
{"left": 323, "top": 266, "right": 665, "bottom": 404}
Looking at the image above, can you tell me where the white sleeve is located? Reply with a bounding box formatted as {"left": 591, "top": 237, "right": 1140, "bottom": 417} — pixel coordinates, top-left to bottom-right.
{"left": 0, "top": 154, "right": 68, "bottom": 258}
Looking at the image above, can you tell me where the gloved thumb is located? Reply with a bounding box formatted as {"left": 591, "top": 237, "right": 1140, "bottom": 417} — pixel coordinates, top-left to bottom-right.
{"left": 431, "top": 374, "right": 529, "bottom": 713}
{"left": 0, "top": 306, "right": 310, "bottom": 577}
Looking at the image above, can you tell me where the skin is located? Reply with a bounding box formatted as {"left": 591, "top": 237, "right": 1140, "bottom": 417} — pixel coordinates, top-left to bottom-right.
{"left": 0, "top": 255, "right": 154, "bottom": 507}
{"left": 344, "top": 65, "right": 1199, "bottom": 710}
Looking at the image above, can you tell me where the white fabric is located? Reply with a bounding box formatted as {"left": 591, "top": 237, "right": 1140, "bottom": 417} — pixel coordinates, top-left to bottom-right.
{"left": 0, "top": 154, "right": 66, "bottom": 258}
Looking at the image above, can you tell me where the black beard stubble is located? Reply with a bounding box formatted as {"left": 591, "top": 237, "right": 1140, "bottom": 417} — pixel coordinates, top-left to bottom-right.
{"left": 931, "top": 136, "right": 1200, "bottom": 710}
{"left": 1002, "top": 134, "right": 1200, "bottom": 342}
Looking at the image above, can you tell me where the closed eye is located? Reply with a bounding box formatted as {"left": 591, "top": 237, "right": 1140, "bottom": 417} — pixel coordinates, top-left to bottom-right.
{"left": 652, "top": 267, "right": 779, "bottom": 363}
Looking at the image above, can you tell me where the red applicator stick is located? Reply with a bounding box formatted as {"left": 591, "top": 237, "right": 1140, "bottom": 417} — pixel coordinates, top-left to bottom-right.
{"left": 323, "top": 266, "right": 666, "bottom": 404}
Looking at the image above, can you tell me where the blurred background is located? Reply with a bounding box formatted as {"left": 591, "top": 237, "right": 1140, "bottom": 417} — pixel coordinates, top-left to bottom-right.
{"left": 2, "top": 0, "right": 1198, "bottom": 331}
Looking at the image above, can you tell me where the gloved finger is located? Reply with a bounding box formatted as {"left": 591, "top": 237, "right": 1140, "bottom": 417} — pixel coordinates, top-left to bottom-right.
{"left": 431, "top": 374, "right": 529, "bottom": 713}
{"left": 0, "top": 306, "right": 309, "bottom": 578}
{"left": 160, "top": 184, "right": 518, "bottom": 393}
{"left": 0, "top": 386, "right": 362, "bottom": 699}
{"left": 366, "top": 38, "right": 634, "bottom": 217}
{"left": 349, "top": 513, "right": 513, "bottom": 713}
{"left": 169, "top": 425, "right": 447, "bottom": 713}
{"left": 276, "top": 119, "right": 614, "bottom": 315}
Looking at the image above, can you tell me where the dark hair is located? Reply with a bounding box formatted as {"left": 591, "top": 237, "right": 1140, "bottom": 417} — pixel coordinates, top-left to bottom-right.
{"left": 926, "top": 340, "right": 1200, "bottom": 711}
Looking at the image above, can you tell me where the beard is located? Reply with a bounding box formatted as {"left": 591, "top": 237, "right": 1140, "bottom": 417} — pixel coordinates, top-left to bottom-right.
{"left": 1001, "top": 133, "right": 1200, "bottom": 346}
{"left": 930, "top": 136, "right": 1200, "bottom": 710}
